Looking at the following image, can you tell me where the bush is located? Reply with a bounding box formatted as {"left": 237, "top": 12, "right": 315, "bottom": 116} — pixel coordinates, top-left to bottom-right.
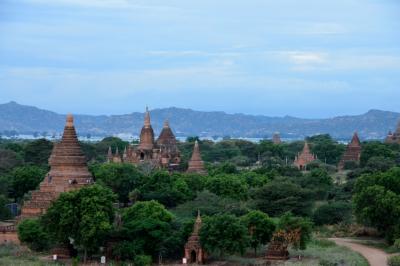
{"left": 134, "top": 255, "right": 152, "bottom": 266}
{"left": 17, "top": 218, "right": 49, "bottom": 251}
{"left": 389, "top": 255, "right": 400, "bottom": 266}
{"left": 313, "top": 202, "right": 352, "bottom": 225}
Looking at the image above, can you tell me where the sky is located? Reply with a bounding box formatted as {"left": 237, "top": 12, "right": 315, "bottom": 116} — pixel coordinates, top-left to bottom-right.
{"left": 0, "top": 0, "right": 399, "bottom": 118}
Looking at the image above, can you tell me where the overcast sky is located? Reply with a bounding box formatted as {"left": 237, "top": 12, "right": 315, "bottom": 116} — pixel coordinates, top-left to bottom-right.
{"left": 0, "top": 0, "right": 399, "bottom": 118}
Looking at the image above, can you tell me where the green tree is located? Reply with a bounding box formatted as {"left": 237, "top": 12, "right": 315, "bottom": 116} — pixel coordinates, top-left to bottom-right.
{"left": 297, "top": 169, "right": 333, "bottom": 200}
{"left": 306, "top": 134, "right": 345, "bottom": 165}
{"left": 17, "top": 218, "right": 50, "bottom": 251}
{"left": 121, "top": 200, "right": 174, "bottom": 258}
{"left": 91, "top": 163, "right": 144, "bottom": 203}
{"left": 140, "top": 171, "right": 191, "bottom": 207}
{"left": 24, "top": 138, "right": 53, "bottom": 167}
{"left": 43, "top": 184, "right": 116, "bottom": 261}
{"left": 0, "top": 148, "right": 23, "bottom": 175}
{"left": 9, "top": 166, "right": 46, "bottom": 200}
{"left": 241, "top": 210, "right": 276, "bottom": 255}
{"left": 200, "top": 214, "right": 249, "bottom": 257}
{"left": 205, "top": 174, "right": 248, "bottom": 200}
{"left": 313, "top": 202, "right": 352, "bottom": 225}
{"left": 360, "top": 142, "right": 395, "bottom": 167}
{"left": 253, "top": 179, "right": 313, "bottom": 217}
{"left": 0, "top": 195, "right": 11, "bottom": 220}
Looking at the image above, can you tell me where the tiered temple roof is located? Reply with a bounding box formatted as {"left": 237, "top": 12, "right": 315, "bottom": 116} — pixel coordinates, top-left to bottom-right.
{"left": 20, "top": 114, "right": 93, "bottom": 219}
{"left": 187, "top": 141, "right": 206, "bottom": 174}
{"left": 386, "top": 120, "right": 400, "bottom": 144}
{"left": 293, "top": 141, "right": 316, "bottom": 170}
{"left": 338, "top": 132, "right": 361, "bottom": 170}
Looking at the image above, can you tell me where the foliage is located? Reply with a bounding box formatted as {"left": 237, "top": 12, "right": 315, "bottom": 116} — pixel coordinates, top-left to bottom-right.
{"left": 277, "top": 212, "right": 313, "bottom": 250}
{"left": 253, "top": 179, "right": 313, "bottom": 217}
{"left": 8, "top": 166, "right": 46, "bottom": 200}
{"left": 17, "top": 218, "right": 50, "bottom": 251}
{"left": 91, "top": 163, "right": 144, "bottom": 203}
{"left": 140, "top": 171, "right": 192, "bottom": 207}
{"left": 121, "top": 200, "right": 175, "bottom": 258}
{"left": 313, "top": 201, "right": 352, "bottom": 225}
{"left": 43, "top": 184, "right": 116, "bottom": 258}
{"left": 205, "top": 174, "right": 248, "bottom": 200}
{"left": 353, "top": 167, "right": 400, "bottom": 242}
{"left": 24, "top": 138, "right": 53, "bottom": 167}
{"left": 0, "top": 148, "right": 23, "bottom": 175}
{"left": 297, "top": 169, "right": 333, "bottom": 200}
{"left": 240, "top": 210, "right": 275, "bottom": 254}
{"left": 200, "top": 214, "right": 249, "bottom": 257}
{"left": 360, "top": 142, "right": 396, "bottom": 167}
{"left": 0, "top": 195, "right": 11, "bottom": 220}
{"left": 306, "top": 135, "right": 345, "bottom": 165}
{"left": 173, "top": 190, "right": 249, "bottom": 219}
{"left": 388, "top": 255, "right": 400, "bottom": 266}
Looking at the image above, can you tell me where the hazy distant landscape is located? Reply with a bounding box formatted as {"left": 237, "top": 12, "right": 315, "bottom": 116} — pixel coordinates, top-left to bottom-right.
{"left": 0, "top": 101, "right": 398, "bottom": 140}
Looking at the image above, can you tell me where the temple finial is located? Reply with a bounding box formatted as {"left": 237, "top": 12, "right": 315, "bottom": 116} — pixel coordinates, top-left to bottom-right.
{"left": 66, "top": 114, "right": 74, "bottom": 127}
{"left": 144, "top": 107, "right": 151, "bottom": 127}
{"left": 164, "top": 119, "right": 170, "bottom": 128}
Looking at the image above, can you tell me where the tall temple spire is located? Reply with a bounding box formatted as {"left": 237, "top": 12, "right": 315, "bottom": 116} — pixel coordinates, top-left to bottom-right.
{"left": 187, "top": 140, "right": 206, "bottom": 174}
{"left": 144, "top": 106, "right": 151, "bottom": 127}
{"left": 163, "top": 119, "right": 170, "bottom": 128}
{"left": 338, "top": 132, "right": 362, "bottom": 170}
{"left": 184, "top": 209, "right": 206, "bottom": 264}
{"left": 139, "top": 107, "right": 155, "bottom": 150}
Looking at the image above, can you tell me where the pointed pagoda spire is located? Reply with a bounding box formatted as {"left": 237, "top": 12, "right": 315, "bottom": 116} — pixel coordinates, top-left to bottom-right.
{"left": 187, "top": 140, "right": 206, "bottom": 174}
{"left": 163, "top": 119, "right": 170, "bottom": 128}
{"left": 193, "top": 210, "right": 202, "bottom": 235}
{"left": 115, "top": 146, "right": 119, "bottom": 156}
{"left": 350, "top": 132, "right": 361, "bottom": 146}
{"left": 123, "top": 146, "right": 127, "bottom": 159}
{"left": 139, "top": 106, "right": 155, "bottom": 150}
{"left": 107, "top": 146, "right": 113, "bottom": 162}
{"left": 144, "top": 106, "right": 151, "bottom": 127}
{"left": 293, "top": 140, "right": 316, "bottom": 170}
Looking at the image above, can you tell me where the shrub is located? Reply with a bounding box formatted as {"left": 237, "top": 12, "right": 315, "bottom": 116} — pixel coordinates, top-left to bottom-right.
{"left": 17, "top": 218, "right": 49, "bottom": 251}
{"left": 134, "top": 255, "right": 152, "bottom": 266}
{"left": 313, "top": 201, "right": 352, "bottom": 225}
{"left": 388, "top": 255, "right": 400, "bottom": 266}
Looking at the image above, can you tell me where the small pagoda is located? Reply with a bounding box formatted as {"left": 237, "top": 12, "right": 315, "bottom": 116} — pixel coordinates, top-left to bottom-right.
{"left": 20, "top": 114, "right": 93, "bottom": 219}
{"left": 293, "top": 142, "right": 316, "bottom": 170}
{"left": 385, "top": 120, "right": 400, "bottom": 144}
{"left": 187, "top": 141, "right": 206, "bottom": 175}
{"left": 272, "top": 132, "right": 282, "bottom": 144}
{"left": 184, "top": 211, "right": 206, "bottom": 264}
{"left": 338, "top": 132, "right": 361, "bottom": 170}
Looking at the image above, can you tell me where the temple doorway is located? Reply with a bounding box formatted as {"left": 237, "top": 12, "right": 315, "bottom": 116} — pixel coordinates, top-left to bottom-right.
{"left": 190, "top": 250, "right": 197, "bottom": 263}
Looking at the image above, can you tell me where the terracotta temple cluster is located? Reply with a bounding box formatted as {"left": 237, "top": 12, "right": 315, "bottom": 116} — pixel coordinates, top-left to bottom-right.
{"left": 107, "top": 108, "right": 206, "bottom": 174}
{"left": 386, "top": 120, "right": 400, "bottom": 144}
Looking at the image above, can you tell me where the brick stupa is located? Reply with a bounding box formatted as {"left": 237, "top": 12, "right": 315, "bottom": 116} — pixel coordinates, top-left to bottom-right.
{"left": 20, "top": 114, "right": 93, "bottom": 219}
{"left": 338, "top": 132, "right": 362, "bottom": 170}
{"left": 184, "top": 211, "right": 206, "bottom": 264}
{"left": 294, "top": 141, "right": 316, "bottom": 170}
{"left": 187, "top": 141, "right": 206, "bottom": 174}
{"left": 272, "top": 132, "right": 282, "bottom": 144}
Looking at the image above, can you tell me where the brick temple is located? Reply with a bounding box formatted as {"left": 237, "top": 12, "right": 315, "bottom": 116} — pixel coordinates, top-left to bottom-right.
{"left": 107, "top": 108, "right": 181, "bottom": 169}
{"left": 184, "top": 211, "right": 206, "bottom": 264}
{"left": 272, "top": 132, "right": 282, "bottom": 144}
{"left": 338, "top": 132, "right": 362, "bottom": 170}
{"left": 20, "top": 114, "right": 93, "bottom": 219}
{"left": 385, "top": 120, "right": 400, "bottom": 144}
{"left": 294, "top": 141, "right": 316, "bottom": 170}
{"left": 187, "top": 140, "right": 206, "bottom": 175}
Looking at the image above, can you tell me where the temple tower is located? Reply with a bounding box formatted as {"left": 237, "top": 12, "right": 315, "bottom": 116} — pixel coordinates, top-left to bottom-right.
{"left": 20, "top": 114, "right": 93, "bottom": 218}
{"left": 293, "top": 141, "right": 316, "bottom": 170}
{"left": 187, "top": 141, "right": 206, "bottom": 174}
{"left": 139, "top": 107, "right": 155, "bottom": 150}
{"left": 272, "top": 132, "right": 282, "bottom": 144}
{"left": 184, "top": 211, "right": 206, "bottom": 264}
{"left": 157, "top": 120, "right": 181, "bottom": 167}
{"left": 386, "top": 119, "right": 400, "bottom": 144}
{"left": 338, "top": 132, "right": 362, "bottom": 170}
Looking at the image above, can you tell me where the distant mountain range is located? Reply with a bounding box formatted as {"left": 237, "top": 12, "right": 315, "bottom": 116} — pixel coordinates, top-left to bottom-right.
{"left": 0, "top": 101, "right": 399, "bottom": 140}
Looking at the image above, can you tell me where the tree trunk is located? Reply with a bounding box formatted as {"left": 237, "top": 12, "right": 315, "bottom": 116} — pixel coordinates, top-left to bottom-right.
{"left": 84, "top": 249, "right": 87, "bottom": 263}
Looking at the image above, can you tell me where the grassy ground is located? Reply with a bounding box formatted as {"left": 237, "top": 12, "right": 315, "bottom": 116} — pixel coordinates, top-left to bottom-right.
{"left": 286, "top": 239, "right": 369, "bottom": 266}
{"left": 0, "top": 244, "right": 63, "bottom": 266}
